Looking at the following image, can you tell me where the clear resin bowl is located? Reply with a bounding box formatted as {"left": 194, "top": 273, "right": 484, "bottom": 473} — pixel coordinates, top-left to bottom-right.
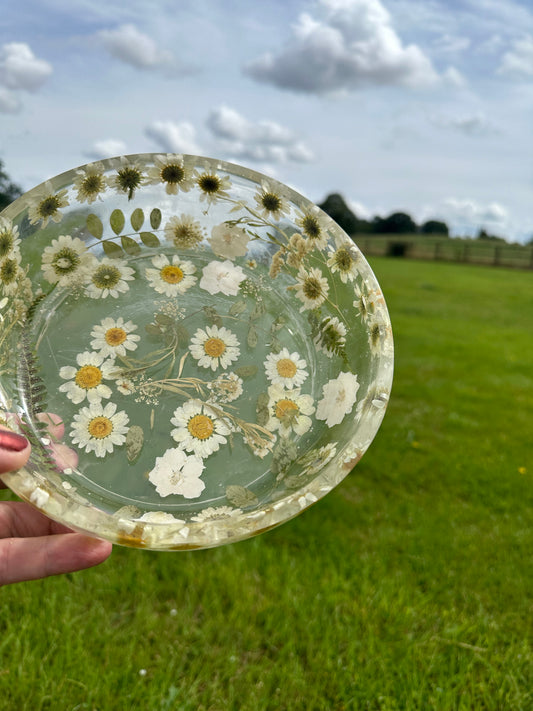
{"left": 0, "top": 154, "right": 393, "bottom": 550}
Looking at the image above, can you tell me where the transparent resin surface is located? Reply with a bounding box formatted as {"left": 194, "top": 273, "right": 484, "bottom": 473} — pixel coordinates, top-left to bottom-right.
{"left": 0, "top": 154, "right": 393, "bottom": 549}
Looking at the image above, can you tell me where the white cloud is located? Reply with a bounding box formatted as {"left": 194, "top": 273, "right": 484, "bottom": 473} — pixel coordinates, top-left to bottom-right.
{"left": 432, "top": 34, "right": 471, "bottom": 55}
{"left": 0, "top": 42, "right": 52, "bottom": 112}
{"left": 0, "top": 42, "right": 52, "bottom": 91}
{"left": 439, "top": 198, "right": 509, "bottom": 235}
{"left": 97, "top": 24, "right": 174, "bottom": 70}
{"left": 145, "top": 121, "right": 202, "bottom": 154}
{"left": 498, "top": 35, "right": 533, "bottom": 77}
{"left": 206, "top": 105, "right": 315, "bottom": 164}
{"left": 85, "top": 139, "right": 128, "bottom": 159}
{"left": 244, "top": 0, "right": 439, "bottom": 94}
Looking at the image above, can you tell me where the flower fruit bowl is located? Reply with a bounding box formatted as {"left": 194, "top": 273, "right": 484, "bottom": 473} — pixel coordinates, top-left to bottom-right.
{"left": 0, "top": 154, "right": 393, "bottom": 550}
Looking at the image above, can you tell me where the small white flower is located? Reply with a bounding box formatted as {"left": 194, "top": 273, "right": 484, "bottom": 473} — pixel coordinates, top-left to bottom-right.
{"left": 59, "top": 351, "right": 117, "bottom": 404}
{"left": 27, "top": 181, "right": 69, "bottom": 227}
{"left": 86, "top": 258, "right": 135, "bottom": 299}
{"left": 147, "top": 154, "right": 194, "bottom": 195}
{"left": 209, "top": 223, "right": 250, "bottom": 260}
{"left": 353, "top": 283, "right": 383, "bottom": 323}
{"left": 41, "top": 234, "right": 96, "bottom": 287}
{"left": 264, "top": 348, "right": 308, "bottom": 389}
{"left": 327, "top": 240, "right": 360, "bottom": 283}
{"left": 0, "top": 253, "right": 22, "bottom": 296}
{"left": 115, "top": 377, "right": 136, "bottom": 395}
{"left": 207, "top": 372, "right": 243, "bottom": 403}
{"left": 294, "top": 265, "right": 329, "bottom": 311}
{"left": 266, "top": 383, "right": 315, "bottom": 436}
{"left": 90, "top": 316, "right": 140, "bottom": 358}
{"left": 191, "top": 506, "right": 242, "bottom": 523}
{"left": 313, "top": 316, "right": 347, "bottom": 358}
{"left": 199, "top": 259, "right": 246, "bottom": 296}
{"left": 145, "top": 254, "right": 196, "bottom": 296}
{"left": 195, "top": 165, "right": 232, "bottom": 205}
{"left": 253, "top": 180, "right": 291, "bottom": 221}
{"left": 171, "top": 400, "right": 231, "bottom": 458}
{"left": 298, "top": 442, "right": 338, "bottom": 476}
{"left": 316, "top": 372, "right": 360, "bottom": 428}
{"left": 189, "top": 325, "right": 240, "bottom": 371}
{"left": 109, "top": 156, "right": 145, "bottom": 200}
{"left": 164, "top": 214, "right": 204, "bottom": 249}
{"left": 73, "top": 162, "right": 107, "bottom": 204}
{"left": 294, "top": 206, "right": 329, "bottom": 250}
{"left": 70, "top": 401, "right": 129, "bottom": 457}
{"left": 148, "top": 448, "right": 205, "bottom": 498}
{"left": 0, "top": 218, "right": 21, "bottom": 260}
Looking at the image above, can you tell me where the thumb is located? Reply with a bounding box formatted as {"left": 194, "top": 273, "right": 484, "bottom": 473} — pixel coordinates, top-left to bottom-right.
{"left": 0, "top": 427, "right": 31, "bottom": 477}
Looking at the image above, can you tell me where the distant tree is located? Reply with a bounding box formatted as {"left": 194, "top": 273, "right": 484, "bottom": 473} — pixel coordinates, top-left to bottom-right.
{"left": 373, "top": 211, "right": 417, "bottom": 234}
{"left": 476, "top": 228, "right": 505, "bottom": 243}
{"left": 318, "top": 193, "right": 359, "bottom": 235}
{"left": 420, "top": 219, "right": 449, "bottom": 236}
{"left": 0, "top": 159, "right": 22, "bottom": 211}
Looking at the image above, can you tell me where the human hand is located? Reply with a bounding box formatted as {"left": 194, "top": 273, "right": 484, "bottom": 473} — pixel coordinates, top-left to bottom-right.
{"left": 0, "top": 427, "right": 112, "bottom": 586}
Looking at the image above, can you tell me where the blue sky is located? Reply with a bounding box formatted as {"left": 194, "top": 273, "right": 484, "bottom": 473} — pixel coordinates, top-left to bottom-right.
{"left": 1, "top": 0, "right": 532, "bottom": 241}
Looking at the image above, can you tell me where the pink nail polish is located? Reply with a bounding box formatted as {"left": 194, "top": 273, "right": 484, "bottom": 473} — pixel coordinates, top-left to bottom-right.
{"left": 0, "top": 430, "right": 29, "bottom": 452}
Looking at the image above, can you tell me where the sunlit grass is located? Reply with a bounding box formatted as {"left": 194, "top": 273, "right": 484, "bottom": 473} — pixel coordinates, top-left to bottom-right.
{"left": 1, "top": 258, "right": 532, "bottom": 710}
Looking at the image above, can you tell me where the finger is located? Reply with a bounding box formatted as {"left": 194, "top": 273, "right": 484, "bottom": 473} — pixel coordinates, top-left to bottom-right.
{"left": 0, "top": 533, "right": 112, "bottom": 586}
{"left": 0, "top": 427, "right": 31, "bottom": 477}
{"left": 0, "top": 501, "right": 74, "bottom": 538}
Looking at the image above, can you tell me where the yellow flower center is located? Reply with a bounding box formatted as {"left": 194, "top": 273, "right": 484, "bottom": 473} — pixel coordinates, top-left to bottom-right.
{"left": 276, "top": 358, "right": 297, "bottom": 378}
{"left": 275, "top": 399, "right": 299, "bottom": 421}
{"left": 75, "top": 365, "right": 103, "bottom": 390}
{"left": 204, "top": 337, "right": 226, "bottom": 358}
{"left": 160, "top": 265, "right": 184, "bottom": 284}
{"left": 105, "top": 327, "right": 127, "bottom": 346}
{"left": 187, "top": 414, "right": 215, "bottom": 440}
{"left": 88, "top": 416, "right": 113, "bottom": 439}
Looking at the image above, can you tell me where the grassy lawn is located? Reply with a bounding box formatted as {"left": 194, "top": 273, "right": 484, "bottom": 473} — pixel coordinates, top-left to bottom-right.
{"left": 1, "top": 258, "right": 532, "bottom": 710}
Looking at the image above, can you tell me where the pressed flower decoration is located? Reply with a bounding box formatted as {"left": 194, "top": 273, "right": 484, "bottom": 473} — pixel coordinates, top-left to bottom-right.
{"left": 0, "top": 153, "right": 392, "bottom": 550}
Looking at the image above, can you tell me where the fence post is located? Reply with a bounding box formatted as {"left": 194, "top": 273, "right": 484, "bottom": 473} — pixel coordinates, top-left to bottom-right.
{"left": 493, "top": 246, "right": 501, "bottom": 266}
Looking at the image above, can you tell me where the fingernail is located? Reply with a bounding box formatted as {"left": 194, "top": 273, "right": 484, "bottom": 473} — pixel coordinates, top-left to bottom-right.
{"left": 0, "top": 429, "right": 29, "bottom": 452}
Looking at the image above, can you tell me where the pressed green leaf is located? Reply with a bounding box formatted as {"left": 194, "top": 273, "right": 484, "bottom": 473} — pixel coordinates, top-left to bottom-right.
{"left": 126, "top": 425, "right": 144, "bottom": 464}
{"left": 203, "top": 306, "right": 222, "bottom": 327}
{"left": 155, "top": 313, "right": 175, "bottom": 326}
{"left": 247, "top": 324, "right": 258, "bottom": 348}
{"left": 225, "top": 485, "right": 258, "bottom": 508}
{"left": 140, "top": 231, "right": 160, "bottom": 247}
{"left": 145, "top": 324, "right": 162, "bottom": 336}
{"left": 250, "top": 299, "right": 266, "bottom": 321}
{"left": 102, "top": 240, "right": 124, "bottom": 258}
{"left": 86, "top": 214, "right": 103, "bottom": 239}
{"left": 110, "top": 209, "right": 125, "bottom": 235}
{"left": 234, "top": 365, "right": 258, "bottom": 379}
{"left": 121, "top": 235, "right": 142, "bottom": 256}
{"left": 176, "top": 324, "right": 189, "bottom": 343}
{"left": 272, "top": 313, "right": 287, "bottom": 331}
{"left": 229, "top": 300, "right": 247, "bottom": 316}
{"left": 130, "top": 208, "right": 144, "bottom": 232}
{"left": 150, "top": 208, "right": 162, "bottom": 230}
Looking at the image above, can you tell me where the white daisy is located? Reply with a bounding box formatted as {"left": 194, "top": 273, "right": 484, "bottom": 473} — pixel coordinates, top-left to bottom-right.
{"left": 171, "top": 400, "right": 231, "bottom": 458}
{"left": 41, "top": 234, "right": 96, "bottom": 287}
{"left": 109, "top": 156, "right": 145, "bottom": 200}
{"left": 294, "top": 206, "right": 329, "bottom": 250}
{"left": 264, "top": 348, "right": 309, "bottom": 389}
{"left": 199, "top": 259, "right": 246, "bottom": 296}
{"left": 85, "top": 258, "right": 135, "bottom": 299}
{"left": 90, "top": 317, "right": 141, "bottom": 358}
{"left": 70, "top": 401, "right": 129, "bottom": 458}
{"left": 73, "top": 162, "right": 107, "bottom": 204}
{"left": 115, "top": 377, "right": 136, "bottom": 395}
{"left": 207, "top": 372, "right": 244, "bottom": 403}
{"left": 352, "top": 283, "right": 382, "bottom": 323}
{"left": 313, "top": 316, "right": 347, "bottom": 358}
{"left": 316, "top": 372, "right": 360, "bottom": 428}
{"left": 59, "top": 351, "right": 117, "bottom": 404}
{"left": 209, "top": 223, "right": 250, "bottom": 260}
{"left": 164, "top": 214, "right": 204, "bottom": 249}
{"left": 266, "top": 383, "right": 315, "bottom": 437}
{"left": 194, "top": 165, "right": 232, "bottom": 205}
{"left": 298, "top": 442, "right": 338, "bottom": 476}
{"left": 191, "top": 506, "right": 242, "bottom": 523}
{"left": 189, "top": 325, "right": 240, "bottom": 371}
{"left": 148, "top": 447, "right": 205, "bottom": 498}
{"left": 147, "top": 154, "right": 194, "bottom": 195}
{"left": 136, "top": 511, "right": 185, "bottom": 524}
{"left": 327, "top": 240, "right": 360, "bottom": 283}
{"left": 0, "top": 218, "right": 21, "bottom": 260}
{"left": 253, "top": 180, "right": 291, "bottom": 221}
{"left": 145, "top": 254, "right": 197, "bottom": 296}
{"left": 27, "top": 181, "right": 69, "bottom": 227}
{"left": 0, "top": 253, "right": 22, "bottom": 296}
{"left": 294, "top": 265, "right": 329, "bottom": 311}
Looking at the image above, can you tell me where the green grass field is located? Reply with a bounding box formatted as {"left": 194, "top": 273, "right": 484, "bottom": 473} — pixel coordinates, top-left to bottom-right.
{"left": 1, "top": 258, "right": 532, "bottom": 710}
